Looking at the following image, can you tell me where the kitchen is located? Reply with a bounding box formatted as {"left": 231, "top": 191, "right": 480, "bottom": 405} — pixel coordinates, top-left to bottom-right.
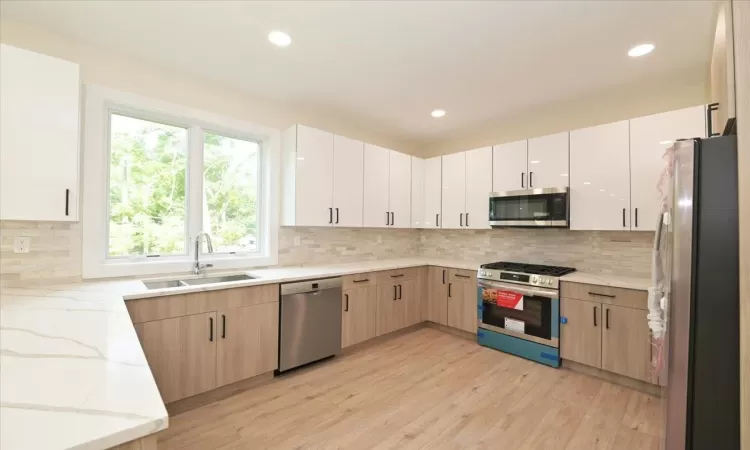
{"left": 0, "top": 2, "right": 747, "bottom": 450}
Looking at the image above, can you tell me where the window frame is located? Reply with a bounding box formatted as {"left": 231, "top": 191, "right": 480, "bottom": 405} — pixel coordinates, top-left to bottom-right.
{"left": 83, "top": 85, "right": 279, "bottom": 279}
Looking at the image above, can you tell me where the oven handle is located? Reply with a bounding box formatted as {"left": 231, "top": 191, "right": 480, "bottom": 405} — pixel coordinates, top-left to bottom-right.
{"left": 478, "top": 279, "right": 558, "bottom": 299}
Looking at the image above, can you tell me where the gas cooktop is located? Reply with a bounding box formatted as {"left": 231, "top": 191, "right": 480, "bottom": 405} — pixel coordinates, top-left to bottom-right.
{"left": 477, "top": 261, "right": 576, "bottom": 289}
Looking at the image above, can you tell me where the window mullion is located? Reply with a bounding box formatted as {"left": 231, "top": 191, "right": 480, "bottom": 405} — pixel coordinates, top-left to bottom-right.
{"left": 187, "top": 126, "right": 204, "bottom": 258}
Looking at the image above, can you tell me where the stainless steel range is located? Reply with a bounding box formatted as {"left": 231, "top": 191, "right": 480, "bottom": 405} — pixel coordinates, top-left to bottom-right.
{"left": 476, "top": 262, "right": 575, "bottom": 368}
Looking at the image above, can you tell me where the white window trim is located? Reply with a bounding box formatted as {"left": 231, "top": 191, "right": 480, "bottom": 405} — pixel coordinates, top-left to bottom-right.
{"left": 82, "top": 85, "right": 280, "bottom": 279}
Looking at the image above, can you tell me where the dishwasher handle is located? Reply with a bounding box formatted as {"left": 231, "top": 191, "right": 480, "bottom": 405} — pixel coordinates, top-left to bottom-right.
{"left": 280, "top": 277, "right": 342, "bottom": 296}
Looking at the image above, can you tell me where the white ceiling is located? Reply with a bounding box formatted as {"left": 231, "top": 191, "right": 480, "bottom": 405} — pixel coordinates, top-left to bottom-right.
{"left": 0, "top": 1, "right": 717, "bottom": 144}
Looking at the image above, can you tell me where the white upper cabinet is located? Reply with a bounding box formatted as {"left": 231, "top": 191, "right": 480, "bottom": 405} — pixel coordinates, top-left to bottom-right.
{"left": 410, "top": 157, "right": 424, "bottom": 228}
{"left": 630, "top": 105, "right": 705, "bottom": 231}
{"left": 282, "top": 125, "right": 334, "bottom": 226}
{"left": 527, "top": 132, "right": 570, "bottom": 189}
{"left": 423, "top": 157, "right": 442, "bottom": 228}
{"left": 389, "top": 150, "right": 411, "bottom": 228}
{"left": 363, "top": 144, "right": 391, "bottom": 228}
{"left": 332, "top": 134, "right": 364, "bottom": 227}
{"left": 441, "top": 152, "right": 467, "bottom": 229}
{"left": 570, "top": 120, "right": 631, "bottom": 231}
{"left": 492, "top": 140, "right": 528, "bottom": 192}
{"left": 0, "top": 44, "right": 80, "bottom": 221}
{"left": 464, "top": 147, "right": 492, "bottom": 229}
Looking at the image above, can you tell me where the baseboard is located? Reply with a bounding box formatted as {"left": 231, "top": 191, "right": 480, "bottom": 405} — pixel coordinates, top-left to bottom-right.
{"left": 110, "top": 434, "right": 158, "bottom": 450}
{"left": 562, "top": 359, "right": 662, "bottom": 397}
{"left": 425, "top": 321, "right": 477, "bottom": 341}
{"left": 167, "top": 371, "right": 275, "bottom": 417}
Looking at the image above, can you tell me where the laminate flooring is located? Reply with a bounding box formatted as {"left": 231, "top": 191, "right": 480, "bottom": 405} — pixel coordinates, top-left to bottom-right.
{"left": 159, "top": 327, "right": 664, "bottom": 450}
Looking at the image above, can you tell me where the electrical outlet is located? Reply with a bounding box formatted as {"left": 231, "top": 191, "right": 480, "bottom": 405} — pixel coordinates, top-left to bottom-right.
{"left": 420, "top": 235, "right": 426, "bottom": 243}
{"left": 14, "top": 237, "right": 31, "bottom": 253}
{"left": 376, "top": 235, "right": 383, "bottom": 244}
{"left": 484, "top": 236, "right": 490, "bottom": 245}
{"left": 293, "top": 235, "right": 301, "bottom": 246}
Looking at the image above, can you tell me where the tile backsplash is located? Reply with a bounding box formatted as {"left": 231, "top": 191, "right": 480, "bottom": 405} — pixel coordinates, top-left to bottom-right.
{"left": 419, "top": 228, "right": 654, "bottom": 278}
{"left": 0, "top": 221, "right": 653, "bottom": 285}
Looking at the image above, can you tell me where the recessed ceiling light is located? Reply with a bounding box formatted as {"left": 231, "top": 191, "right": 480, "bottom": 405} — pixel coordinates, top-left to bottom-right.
{"left": 560, "top": 173, "right": 569, "bottom": 177}
{"left": 660, "top": 140, "right": 674, "bottom": 145}
{"left": 599, "top": 189, "right": 606, "bottom": 192}
{"left": 583, "top": 181, "right": 592, "bottom": 185}
{"left": 268, "top": 31, "right": 291, "bottom": 47}
{"left": 628, "top": 43, "right": 655, "bottom": 57}
{"left": 530, "top": 160, "right": 540, "bottom": 164}
{"left": 431, "top": 109, "right": 446, "bottom": 118}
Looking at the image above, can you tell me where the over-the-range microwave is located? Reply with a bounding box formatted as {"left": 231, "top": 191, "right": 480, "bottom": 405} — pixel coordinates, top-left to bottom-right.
{"left": 488, "top": 187, "right": 569, "bottom": 228}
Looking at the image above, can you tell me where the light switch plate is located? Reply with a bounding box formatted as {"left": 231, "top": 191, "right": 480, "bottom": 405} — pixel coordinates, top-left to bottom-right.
{"left": 14, "top": 237, "right": 31, "bottom": 253}
{"left": 293, "top": 235, "right": 301, "bottom": 246}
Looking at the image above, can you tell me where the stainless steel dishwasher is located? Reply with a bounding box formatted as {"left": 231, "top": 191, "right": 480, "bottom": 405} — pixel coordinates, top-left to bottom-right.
{"left": 278, "top": 277, "right": 342, "bottom": 373}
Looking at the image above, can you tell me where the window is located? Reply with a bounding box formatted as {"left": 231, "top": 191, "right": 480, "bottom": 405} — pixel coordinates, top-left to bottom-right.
{"left": 82, "top": 85, "right": 279, "bottom": 278}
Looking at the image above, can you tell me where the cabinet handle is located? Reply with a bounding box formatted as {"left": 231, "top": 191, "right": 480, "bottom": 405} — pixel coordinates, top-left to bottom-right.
{"left": 442, "top": 270, "right": 446, "bottom": 284}
{"left": 353, "top": 278, "right": 369, "bottom": 283}
{"left": 593, "top": 306, "right": 598, "bottom": 327}
{"left": 335, "top": 208, "right": 339, "bottom": 224}
{"left": 460, "top": 213, "right": 464, "bottom": 227}
{"left": 385, "top": 211, "right": 390, "bottom": 226}
{"left": 221, "top": 314, "right": 226, "bottom": 339}
{"left": 465, "top": 213, "right": 469, "bottom": 227}
{"left": 455, "top": 274, "right": 470, "bottom": 279}
{"left": 390, "top": 212, "right": 394, "bottom": 226}
{"left": 398, "top": 284, "right": 402, "bottom": 299}
{"left": 521, "top": 172, "right": 525, "bottom": 188}
{"left": 588, "top": 291, "right": 616, "bottom": 298}
{"left": 209, "top": 317, "right": 214, "bottom": 342}
{"left": 436, "top": 213, "right": 439, "bottom": 227}
{"left": 329, "top": 208, "right": 333, "bottom": 224}
{"left": 635, "top": 208, "right": 638, "bottom": 228}
{"left": 448, "top": 282, "right": 452, "bottom": 298}
{"left": 393, "top": 285, "right": 397, "bottom": 300}
{"left": 390, "top": 273, "right": 404, "bottom": 278}
{"left": 65, "top": 189, "right": 70, "bottom": 216}
{"left": 344, "top": 294, "right": 349, "bottom": 312}
{"left": 605, "top": 308, "right": 610, "bottom": 329}
{"left": 622, "top": 208, "right": 626, "bottom": 227}
{"left": 529, "top": 172, "right": 534, "bottom": 188}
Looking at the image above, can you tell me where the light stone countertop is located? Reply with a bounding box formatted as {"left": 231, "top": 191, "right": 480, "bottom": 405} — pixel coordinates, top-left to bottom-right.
{"left": 560, "top": 271, "right": 651, "bottom": 291}
{"left": 0, "top": 257, "right": 647, "bottom": 450}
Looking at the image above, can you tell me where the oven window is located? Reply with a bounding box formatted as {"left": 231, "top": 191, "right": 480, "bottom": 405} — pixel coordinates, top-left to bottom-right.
{"left": 480, "top": 287, "right": 552, "bottom": 340}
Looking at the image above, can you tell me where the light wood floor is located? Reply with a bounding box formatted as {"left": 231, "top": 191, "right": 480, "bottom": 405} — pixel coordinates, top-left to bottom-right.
{"left": 159, "top": 328, "right": 664, "bottom": 450}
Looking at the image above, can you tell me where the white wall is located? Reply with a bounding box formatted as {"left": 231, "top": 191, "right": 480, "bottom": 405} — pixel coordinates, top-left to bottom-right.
{"left": 0, "top": 19, "right": 420, "bottom": 155}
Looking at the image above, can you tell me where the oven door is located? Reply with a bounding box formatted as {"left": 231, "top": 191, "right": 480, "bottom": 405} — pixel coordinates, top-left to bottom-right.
{"left": 478, "top": 279, "right": 559, "bottom": 348}
{"left": 488, "top": 187, "right": 568, "bottom": 227}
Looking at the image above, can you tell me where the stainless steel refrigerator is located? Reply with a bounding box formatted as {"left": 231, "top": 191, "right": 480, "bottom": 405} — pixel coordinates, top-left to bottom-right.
{"left": 664, "top": 135, "right": 740, "bottom": 449}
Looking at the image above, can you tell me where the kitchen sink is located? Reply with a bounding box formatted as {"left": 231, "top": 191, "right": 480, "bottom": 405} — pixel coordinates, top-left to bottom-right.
{"left": 180, "top": 274, "right": 256, "bottom": 286}
{"left": 143, "top": 280, "right": 188, "bottom": 289}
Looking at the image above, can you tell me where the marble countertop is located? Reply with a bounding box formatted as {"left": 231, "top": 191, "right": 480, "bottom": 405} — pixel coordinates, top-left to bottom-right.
{"left": 560, "top": 271, "right": 651, "bottom": 291}
{"left": 0, "top": 280, "right": 168, "bottom": 450}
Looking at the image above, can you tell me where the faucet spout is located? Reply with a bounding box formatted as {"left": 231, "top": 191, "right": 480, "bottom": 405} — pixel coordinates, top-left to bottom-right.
{"left": 194, "top": 232, "right": 214, "bottom": 275}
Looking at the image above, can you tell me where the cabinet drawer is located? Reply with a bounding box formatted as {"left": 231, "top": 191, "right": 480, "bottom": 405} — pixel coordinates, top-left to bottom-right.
{"left": 127, "top": 295, "right": 187, "bottom": 323}
{"left": 560, "top": 282, "right": 647, "bottom": 310}
{"left": 342, "top": 273, "right": 376, "bottom": 290}
{"left": 376, "top": 267, "right": 420, "bottom": 284}
{"left": 448, "top": 268, "right": 475, "bottom": 283}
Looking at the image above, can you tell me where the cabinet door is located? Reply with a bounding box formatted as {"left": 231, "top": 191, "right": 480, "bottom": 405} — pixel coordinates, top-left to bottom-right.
{"left": 402, "top": 278, "right": 421, "bottom": 327}
{"left": 376, "top": 283, "right": 406, "bottom": 336}
{"left": 427, "top": 266, "right": 449, "bottom": 325}
{"left": 492, "top": 140, "right": 527, "bottom": 192}
{"left": 447, "top": 276, "right": 478, "bottom": 334}
{"left": 134, "top": 312, "right": 217, "bottom": 403}
{"left": 216, "top": 302, "right": 279, "bottom": 387}
{"left": 560, "top": 298, "right": 602, "bottom": 368}
{"left": 389, "top": 150, "right": 412, "bottom": 228}
{"left": 602, "top": 304, "right": 651, "bottom": 382}
{"left": 0, "top": 44, "right": 80, "bottom": 221}
{"left": 423, "top": 157, "right": 442, "bottom": 228}
{"left": 332, "top": 134, "right": 364, "bottom": 227}
{"left": 441, "top": 152, "right": 466, "bottom": 229}
{"left": 294, "top": 125, "right": 334, "bottom": 226}
{"left": 464, "top": 147, "right": 493, "bottom": 229}
{"left": 342, "top": 286, "right": 378, "bottom": 348}
{"left": 363, "top": 144, "right": 390, "bottom": 228}
{"left": 570, "top": 120, "right": 631, "bottom": 230}
{"left": 411, "top": 157, "right": 424, "bottom": 228}
{"left": 630, "top": 106, "right": 705, "bottom": 231}
{"left": 527, "top": 132, "right": 570, "bottom": 189}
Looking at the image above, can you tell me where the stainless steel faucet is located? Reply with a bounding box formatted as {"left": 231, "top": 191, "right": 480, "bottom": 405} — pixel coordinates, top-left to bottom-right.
{"left": 194, "top": 232, "right": 214, "bottom": 275}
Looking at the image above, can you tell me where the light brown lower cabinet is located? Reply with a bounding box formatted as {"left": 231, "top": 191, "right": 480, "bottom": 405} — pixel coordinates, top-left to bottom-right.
{"left": 426, "top": 266, "right": 449, "bottom": 325}
{"left": 376, "top": 282, "right": 408, "bottom": 336}
{"left": 403, "top": 277, "right": 422, "bottom": 327}
{"left": 217, "top": 302, "right": 279, "bottom": 387}
{"left": 446, "top": 271, "right": 477, "bottom": 334}
{"left": 341, "top": 285, "right": 378, "bottom": 348}
{"left": 560, "top": 297, "right": 602, "bottom": 368}
{"left": 134, "top": 312, "right": 217, "bottom": 403}
{"left": 601, "top": 304, "right": 651, "bottom": 382}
